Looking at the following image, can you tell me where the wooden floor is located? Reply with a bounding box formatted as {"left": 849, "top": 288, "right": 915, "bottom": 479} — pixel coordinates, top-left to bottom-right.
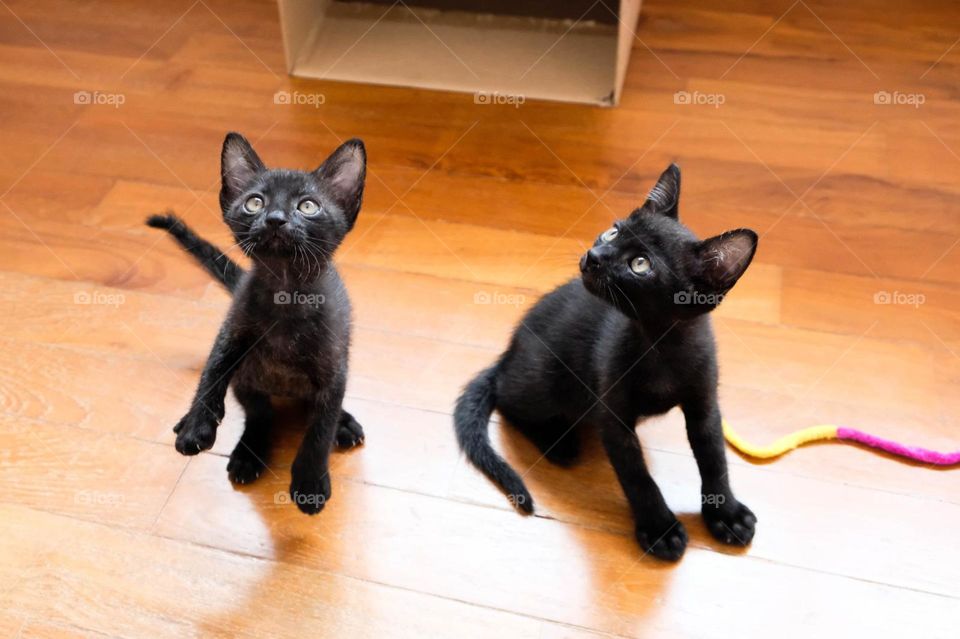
{"left": 1, "top": 0, "right": 958, "bottom": 636}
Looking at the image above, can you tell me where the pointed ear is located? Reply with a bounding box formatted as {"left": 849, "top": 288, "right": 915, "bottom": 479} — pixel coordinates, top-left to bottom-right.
{"left": 640, "top": 163, "right": 681, "bottom": 219}
{"left": 695, "top": 229, "right": 758, "bottom": 293}
{"left": 220, "top": 132, "right": 265, "bottom": 211}
{"left": 314, "top": 138, "right": 366, "bottom": 228}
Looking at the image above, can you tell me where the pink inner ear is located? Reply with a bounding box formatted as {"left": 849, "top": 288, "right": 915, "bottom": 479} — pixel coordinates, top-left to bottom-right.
{"left": 326, "top": 147, "right": 364, "bottom": 199}
{"left": 719, "top": 235, "right": 753, "bottom": 267}
{"left": 702, "top": 231, "right": 756, "bottom": 288}
{"left": 224, "top": 159, "right": 253, "bottom": 192}
{"left": 333, "top": 157, "right": 361, "bottom": 189}
{"left": 222, "top": 138, "right": 263, "bottom": 194}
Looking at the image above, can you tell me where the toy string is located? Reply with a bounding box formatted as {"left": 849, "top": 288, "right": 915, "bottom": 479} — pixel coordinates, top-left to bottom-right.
{"left": 722, "top": 421, "right": 960, "bottom": 466}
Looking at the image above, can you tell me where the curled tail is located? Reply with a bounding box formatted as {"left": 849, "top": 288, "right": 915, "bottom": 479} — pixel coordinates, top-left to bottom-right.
{"left": 146, "top": 212, "right": 244, "bottom": 293}
{"left": 454, "top": 364, "right": 534, "bottom": 514}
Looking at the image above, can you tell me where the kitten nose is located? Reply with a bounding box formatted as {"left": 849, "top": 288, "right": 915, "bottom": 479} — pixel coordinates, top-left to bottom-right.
{"left": 580, "top": 249, "right": 602, "bottom": 273}
{"left": 264, "top": 211, "right": 287, "bottom": 228}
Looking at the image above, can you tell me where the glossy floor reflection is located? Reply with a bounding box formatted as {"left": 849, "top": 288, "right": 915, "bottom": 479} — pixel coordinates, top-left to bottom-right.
{"left": 0, "top": 0, "right": 958, "bottom": 636}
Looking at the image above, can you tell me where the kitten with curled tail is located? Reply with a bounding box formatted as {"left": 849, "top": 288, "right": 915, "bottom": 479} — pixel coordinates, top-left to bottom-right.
{"left": 148, "top": 132, "right": 366, "bottom": 515}
{"left": 454, "top": 164, "right": 758, "bottom": 560}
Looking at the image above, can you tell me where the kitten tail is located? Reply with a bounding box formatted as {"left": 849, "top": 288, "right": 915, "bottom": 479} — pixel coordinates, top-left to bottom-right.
{"left": 146, "top": 211, "right": 245, "bottom": 293}
{"left": 454, "top": 364, "right": 534, "bottom": 514}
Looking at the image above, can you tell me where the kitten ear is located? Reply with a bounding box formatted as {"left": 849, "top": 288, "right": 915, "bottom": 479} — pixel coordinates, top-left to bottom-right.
{"left": 639, "top": 163, "right": 681, "bottom": 219}
{"left": 314, "top": 138, "right": 366, "bottom": 228}
{"left": 220, "top": 132, "right": 265, "bottom": 211}
{"left": 695, "top": 229, "right": 758, "bottom": 293}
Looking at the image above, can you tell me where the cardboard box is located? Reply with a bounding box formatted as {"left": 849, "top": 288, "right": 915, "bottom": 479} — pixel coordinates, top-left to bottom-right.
{"left": 277, "top": 0, "right": 643, "bottom": 106}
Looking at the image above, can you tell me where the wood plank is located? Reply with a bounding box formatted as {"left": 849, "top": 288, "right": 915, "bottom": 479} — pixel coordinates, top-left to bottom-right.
{"left": 153, "top": 454, "right": 959, "bottom": 636}
{"left": 0, "top": 415, "right": 186, "bottom": 529}
{"left": 1, "top": 504, "right": 610, "bottom": 639}
{"left": 2, "top": 0, "right": 959, "bottom": 636}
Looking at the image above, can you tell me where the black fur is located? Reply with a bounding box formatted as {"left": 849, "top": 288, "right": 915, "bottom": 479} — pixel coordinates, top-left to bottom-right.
{"left": 454, "top": 164, "right": 758, "bottom": 560}
{"left": 148, "top": 132, "right": 367, "bottom": 515}
{"left": 454, "top": 364, "right": 534, "bottom": 513}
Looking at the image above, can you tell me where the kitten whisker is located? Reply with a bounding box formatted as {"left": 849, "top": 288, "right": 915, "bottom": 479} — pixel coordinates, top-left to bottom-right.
{"left": 214, "top": 240, "right": 244, "bottom": 262}
{"left": 611, "top": 280, "right": 639, "bottom": 317}
{"left": 300, "top": 241, "right": 324, "bottom": 281}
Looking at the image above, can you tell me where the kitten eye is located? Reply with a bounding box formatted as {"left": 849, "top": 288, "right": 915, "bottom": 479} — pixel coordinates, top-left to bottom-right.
{"left": 297, "top": 199, "right": 321, "bottom": 216}
{"left": 630, "top": 256, "right": 652, "bottom": 274}
{"left": 601, "top": 227, "right": 618, "bottom": 242}
{"left": 243, "top": 196, "right": 264, "bottom": 214}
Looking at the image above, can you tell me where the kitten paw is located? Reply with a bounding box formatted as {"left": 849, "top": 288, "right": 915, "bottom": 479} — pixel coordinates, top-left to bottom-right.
{"left": 336, "top": 412, "right": 365, "bottom": 449}
{"left": 289, "top": 470, "right": 331, "bottom": 515}
{"left": 702, "top": 498, "right": 757, "bottom": 546}
{"left": 636, "top": 516, "right": 688, "bottom": 561}
{"left": 173, "top": 413, "right": 217, "bottom": 455}
{"left": 227, "top": 444, "right": 266, "bottom": 484}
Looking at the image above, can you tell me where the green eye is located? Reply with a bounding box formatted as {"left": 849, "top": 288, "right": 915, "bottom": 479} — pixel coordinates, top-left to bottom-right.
{"left": 243, "top": 196, "right": 263, "bottom": 214}
{"left": 601, "top": 227, "right": 618, "bottom": 242}
{"left": 630, "top": 256, "right": 651, "bottom": 274}
{"left": 298, "top": 199, "right": 320, "bottom": 216}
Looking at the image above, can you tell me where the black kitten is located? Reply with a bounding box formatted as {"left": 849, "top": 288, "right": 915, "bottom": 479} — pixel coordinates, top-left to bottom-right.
{"left": 454, "top": 164, "right": 758, "bottom": 560}
{"left": 147, "top": 132, "right": 366, "bottom": 515}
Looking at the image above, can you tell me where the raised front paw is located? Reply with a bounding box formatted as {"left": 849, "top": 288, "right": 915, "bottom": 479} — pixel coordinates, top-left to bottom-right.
{"left": 635, "top": 514, "right": 688, "bottom": 562}
{"left": 173, "top": 412, "right": 217, "bottom": 456}
{"left": 702, "top": 497, "right": 757, "bottom": 546}
{"left": 289, "top": 467, "right": 332, "bottom": 515}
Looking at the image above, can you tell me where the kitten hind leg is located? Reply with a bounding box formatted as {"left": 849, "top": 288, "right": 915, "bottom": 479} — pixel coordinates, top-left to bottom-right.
{"left": 500, "top": 410, "right": 580, "bottom": 466}
{"left": 335, "top": 410, "right": 365, "bottom": 449}
{"left": 227, "top": 386, "right": 274, "bottom": 485}
{"left": 289, "top": 383, "right": 344, "bottom": 515}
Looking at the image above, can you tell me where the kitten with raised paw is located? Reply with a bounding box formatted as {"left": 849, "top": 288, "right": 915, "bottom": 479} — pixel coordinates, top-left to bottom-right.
{"left": 454, "top": 164, "right": 757, "bottom": 560}
{"left": 148, "top": 132, "right": 367, "bottom": 515}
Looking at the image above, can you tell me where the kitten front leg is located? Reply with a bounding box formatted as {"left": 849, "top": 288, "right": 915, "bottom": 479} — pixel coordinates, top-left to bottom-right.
{"left": 599, "top": 417, "right": 688, "bottom": 561}
{"left": 174, "top": 323, "right": 250, "bottom": 456}
{"left": 227, "top": 385, "right": 273, "bottom": 484}
{"left": 682, "top": 401, "right": 757, "bottom": 546}
{"left": 289, "top": 387, "right": 344, "bottom": 515}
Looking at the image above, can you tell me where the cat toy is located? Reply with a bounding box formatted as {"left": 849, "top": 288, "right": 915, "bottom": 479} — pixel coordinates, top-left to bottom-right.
{"left": 722, "top": 420, "right": 960, "bottom": 466}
